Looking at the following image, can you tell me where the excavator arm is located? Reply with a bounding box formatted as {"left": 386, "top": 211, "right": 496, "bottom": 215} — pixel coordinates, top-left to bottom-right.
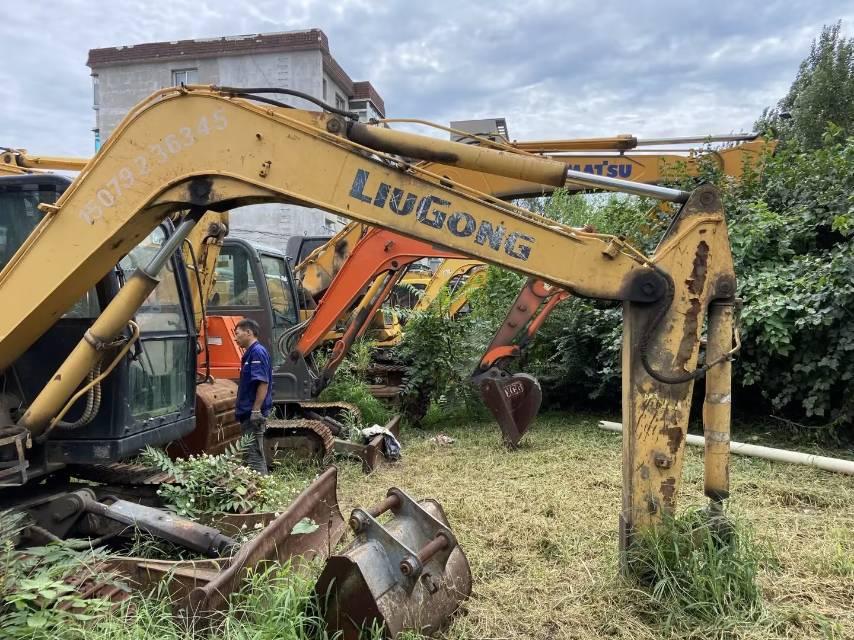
{"left": 0, "top": 146, "right": 229, "bottom": 336}
{"left": 289, "top": 227, "right": 466, "bottom": 389}
{"left": 0, "top": 148, "right": 89, "bottom": 173}
{"left": 474, "top": 278, "right": 569, "bottom": 374}
{"left": 470, "top": 278, "right": 569, "bottom": 446}
{"left": 295, "top": 221, "right": 371, "bottom": 299}
{"left": 1, "top": 87, "right": 736, "bottom": 554}
{"left": 412, "top": 258, "right": 487, "bottom": 315}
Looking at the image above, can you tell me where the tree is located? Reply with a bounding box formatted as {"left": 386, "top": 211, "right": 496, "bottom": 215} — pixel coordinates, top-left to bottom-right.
{"left": 757, "top": 21, "right": 854, "bottom": 149}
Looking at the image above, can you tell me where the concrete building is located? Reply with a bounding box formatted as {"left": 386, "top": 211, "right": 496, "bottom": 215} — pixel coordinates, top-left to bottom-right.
{"left": 87, "top": 29, "right": 386, "bottom": 247}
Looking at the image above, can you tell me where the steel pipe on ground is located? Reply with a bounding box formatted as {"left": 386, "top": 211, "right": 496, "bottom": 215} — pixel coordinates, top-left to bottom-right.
{"left": 599, "top": 421, "right": 854, "bottom": 475}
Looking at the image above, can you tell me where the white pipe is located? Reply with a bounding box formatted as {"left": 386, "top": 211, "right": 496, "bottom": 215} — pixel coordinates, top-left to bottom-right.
{"left": 598, "top": 421, "right": 854, "bottom": 476}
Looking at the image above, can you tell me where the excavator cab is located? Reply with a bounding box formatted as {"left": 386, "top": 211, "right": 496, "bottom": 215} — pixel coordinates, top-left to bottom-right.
{"left": 0, "top": 174, "right": 198, "bottom": 483}
{"left": 201, "top": 238, "right": 300, "bottom": 375}
{"left": 286, "top": 234, "right": 332, "bottom": 266}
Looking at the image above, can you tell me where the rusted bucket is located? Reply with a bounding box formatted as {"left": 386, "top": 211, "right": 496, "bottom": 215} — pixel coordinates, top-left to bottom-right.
{"left": 315, "top": 488, "right": 471, "bottom": 639}
{"left": 168, "top": 378, "right": 241, "bottom": 458}
{"left": 188, "top": 465, "right": 345, "bottom": 617}
{"left": 93, "top": 466, "right": 345, "bottom": 620}
{"left": 474, "top": 367, "right": 542, "bottom": 448}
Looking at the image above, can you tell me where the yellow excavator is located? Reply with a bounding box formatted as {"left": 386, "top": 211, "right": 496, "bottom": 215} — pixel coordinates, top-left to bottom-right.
{"left": 0, "top": 86, "right": 739, "bottom": 568}
{"left": 1, "top": 147, "right": 229, "bottom": 336}
{"left": 301, "top": 132, "right": 768, "bottom": 407}
{"left": 411, "top": 258, "right": 486, "bottom": 315}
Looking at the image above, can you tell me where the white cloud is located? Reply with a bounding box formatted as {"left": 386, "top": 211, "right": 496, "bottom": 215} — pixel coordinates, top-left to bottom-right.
{"left": 1, "top": 0, "right": 851, "bottom": 157}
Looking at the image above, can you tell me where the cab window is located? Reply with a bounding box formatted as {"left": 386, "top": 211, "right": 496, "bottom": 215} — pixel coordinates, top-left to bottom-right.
{"left": 260, "top": 254, "right": 297, "bottom": 325}
{"left": 119, "top": 225, "right": 191, "bottom": 420}
{"left": 208, "top": 244, "right": 260, "bottom": 308}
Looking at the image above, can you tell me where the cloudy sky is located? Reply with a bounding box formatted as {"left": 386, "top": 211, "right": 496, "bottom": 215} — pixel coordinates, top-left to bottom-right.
{"left": 2, "top": 1, "right": 851, "bottom": 156}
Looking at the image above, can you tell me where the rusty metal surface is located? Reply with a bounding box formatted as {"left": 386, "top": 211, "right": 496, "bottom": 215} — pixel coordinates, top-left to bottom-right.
{"left": 168, "top": 379, "right": 240, "bottom": 458}
{"left": 67, "top": 467, "right": 343, "bottom": 618}
{"left": 96, "top": 556, "right": 227, "bottom": 607}
{"left": 188, "top": 465, "right": 345, "bottom": 617}
{"left": 316, "top": 489, "right": 471, "bottom": 639}
{"left": 0, "top": 426, "right": 31, "bottom": 486}
{"left": 333, "top": 415, "right": 401, "bottom": 474}
{"left": 61, "top": 560, "right": 136, "bottom": 610}
{"left": 474, "top": 367, "right": 542, "bottom": 448}
{"left": 204, "top": 511, "right": 277, "bottom": 537}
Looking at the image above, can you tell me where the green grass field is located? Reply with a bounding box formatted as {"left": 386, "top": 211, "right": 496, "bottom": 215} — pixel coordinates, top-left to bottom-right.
{"left": 337, "top": 413, "right": 854, "bottom": 640}
{"left": 4, "top": 412, "right": 851, "bottom": 640}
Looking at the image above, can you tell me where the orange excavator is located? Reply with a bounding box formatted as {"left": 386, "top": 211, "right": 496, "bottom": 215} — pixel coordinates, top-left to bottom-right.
{"left": 195, "top": 224, "right": 477, "bottom": 458}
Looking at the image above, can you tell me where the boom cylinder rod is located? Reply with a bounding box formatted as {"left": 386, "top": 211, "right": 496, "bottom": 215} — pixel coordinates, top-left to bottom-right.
{"left": 564, "top": 168, "right": 690, "bottom": 202}
{"left": 703, "top": 300, "right": 733, "bottom": 504}
{"left": 18, "top": 212, "right": 203, "bottom": 436}
{"left": 636, "top": 133, "right": 759, "bottom": 146}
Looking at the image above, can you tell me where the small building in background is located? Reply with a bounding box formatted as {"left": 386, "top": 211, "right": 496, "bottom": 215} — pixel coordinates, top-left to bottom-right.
{"left": 87, "top": 29, "right": 386, "bottom": 247}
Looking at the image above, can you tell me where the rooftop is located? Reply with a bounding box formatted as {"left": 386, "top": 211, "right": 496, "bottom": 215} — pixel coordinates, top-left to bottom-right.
{"left": 87, "top": 29, "right": 327, "bottom": 67}
{"left": 87, "top": 28, "right": 385, "bottom": 116}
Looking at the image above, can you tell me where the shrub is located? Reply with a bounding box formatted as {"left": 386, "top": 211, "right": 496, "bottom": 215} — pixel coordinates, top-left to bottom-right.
{"left": 394, "top": 286, "right": 485, "bottom": 425}
{"left": 1, "top": 511, "right": 112, "bottom": 639}
{"left": 316, "top": 339, "right": 392, "bottom": 427}
{"left": 140, "top": 439, "right": 300, "bottom": 518}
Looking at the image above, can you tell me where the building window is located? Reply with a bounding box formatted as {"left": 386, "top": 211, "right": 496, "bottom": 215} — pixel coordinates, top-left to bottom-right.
{"left": 335, "top": 93, "right": 346, "bottom": 110}
{"left": 171, "top": 68, "right": 198, "bottom": 86}
{"left": 92, "top": 75, "right": 99, "bottom": 109}
{"left": 322, "top": 78, "right": 327, "bottom": 101}
{"left": 93, "top": 128, "right": 101, "bottom": 152}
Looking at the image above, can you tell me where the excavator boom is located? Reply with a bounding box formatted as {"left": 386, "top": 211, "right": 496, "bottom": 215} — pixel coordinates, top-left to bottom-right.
{"left": 0, "top": 87, "right": 737, "bottom": 556}
{"left": 412, "top": 258, "right": 486, "bottom": 314}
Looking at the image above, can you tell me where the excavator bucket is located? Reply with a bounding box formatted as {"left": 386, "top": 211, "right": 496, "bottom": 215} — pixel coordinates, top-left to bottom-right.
{"left": 474, "top": 367, "right": 542, "bottom": 448}
{"left": 188, "top": 465, "right": 345, "bottom": 618}
{"left": 315, "top": 488, "right": 471, "bottom": 639}
{"left": 167, "top": 379, "right": 241, "bottom": 458}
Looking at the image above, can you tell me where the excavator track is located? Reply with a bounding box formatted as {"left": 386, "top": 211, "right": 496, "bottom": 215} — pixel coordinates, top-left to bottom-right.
{"left": 265, "top": 418, "right": 336, "bottom": 462}
{"left": 68, "top": 462, "right": 175, "bottom": 486}
{"left": 295, "top": 400, "right": 363, "bottom": 425}
{"left": 365, "top": 362, "right": 407, "bottom": 400}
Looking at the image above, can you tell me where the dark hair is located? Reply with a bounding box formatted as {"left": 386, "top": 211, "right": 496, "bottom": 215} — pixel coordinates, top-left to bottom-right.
{"left": 236, "top": 317, "right": 261, "bottom": 337}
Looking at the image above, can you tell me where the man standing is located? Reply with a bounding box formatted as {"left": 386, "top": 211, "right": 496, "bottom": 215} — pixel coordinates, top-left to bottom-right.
{"left": 233, "top": 318, "right": 273, "bottom": 475}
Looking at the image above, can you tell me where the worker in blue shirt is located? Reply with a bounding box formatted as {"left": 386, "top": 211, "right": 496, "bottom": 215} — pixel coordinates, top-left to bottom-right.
{"left": 233, "top": 318, "right": 273, "bottom": 475}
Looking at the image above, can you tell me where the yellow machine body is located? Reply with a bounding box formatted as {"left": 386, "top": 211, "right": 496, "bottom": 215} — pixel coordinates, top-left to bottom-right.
{"left": 0, "top": 87, "right": 737, "bottom": 557}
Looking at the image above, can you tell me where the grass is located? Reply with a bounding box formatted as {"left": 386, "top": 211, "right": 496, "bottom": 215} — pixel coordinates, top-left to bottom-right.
{"left": 336, "top": 412, "right": 854, "bottom": 640}
{"left": 35, "top": 560, "right": 378, "bottom": 640}
{"left": 625, "top": 507, "right": 768, "bottom": 635}
{"left": 3, "top": 412, "right": 851, "bottom": 639}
